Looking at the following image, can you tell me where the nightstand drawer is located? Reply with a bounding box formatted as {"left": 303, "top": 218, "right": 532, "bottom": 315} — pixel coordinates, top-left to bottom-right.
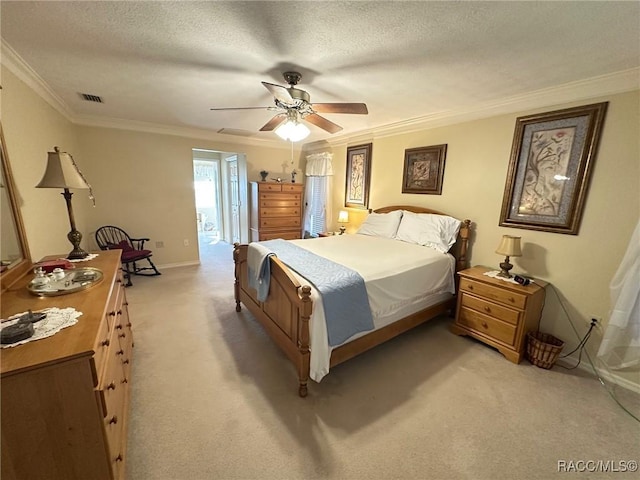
{"left": 458, "top": 307, "right": 517, "bottom": 346}
{"left": 460, "top": 293, "right": 520, "bottom": 325}
{"left": 460, "top": 278, "right": 526, "bottom": 309}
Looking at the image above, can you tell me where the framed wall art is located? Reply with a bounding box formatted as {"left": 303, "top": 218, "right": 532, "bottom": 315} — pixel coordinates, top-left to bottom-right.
{"left": 345, "top": 143, "right": 372, "bottom": 209}
{"left": 402, "top": 144, "right": 447, "bottom": 195}
{"left": 499, "top": 102, "right": 608, "bottom": 235}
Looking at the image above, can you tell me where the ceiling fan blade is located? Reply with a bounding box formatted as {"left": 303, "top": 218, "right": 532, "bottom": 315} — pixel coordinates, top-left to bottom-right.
{"left": 262, "top": 82, "right": 293, "bottom": 104}
{"left": 312, "top": 103, "right": 369, "bottom": 115}
{"left": 304, "top": 113, "right": 343, "bottom": 134}
{"left": 259, "top": 114, "right": 287, "bottom": 132}
{"left": 210, "top": 106, "right": 271, "bottom": 111}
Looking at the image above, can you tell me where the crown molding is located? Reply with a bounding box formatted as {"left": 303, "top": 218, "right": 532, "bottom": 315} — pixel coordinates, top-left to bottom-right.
{"left": 324, "top": 67, "right": 640, "bottom": 148}
{"left": 1, "top": 40, "right": 74, "bottom": 121}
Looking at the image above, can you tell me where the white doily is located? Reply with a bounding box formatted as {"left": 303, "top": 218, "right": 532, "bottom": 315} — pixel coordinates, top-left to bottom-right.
{"left": 69, "top": 253, "right": 99, "bottom": 263}
{"left": 1, "top": 307, "right": 83, "bottom": 348}
{"left": 483, "top": 270, "right": 535, "bottom": 285}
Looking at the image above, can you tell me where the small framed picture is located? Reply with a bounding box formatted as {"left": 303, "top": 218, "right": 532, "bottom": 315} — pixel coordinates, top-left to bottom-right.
{"left": 345, "top": 143, "right": 372, "bottom": 209}
{"left": 402, "top": 144, "right": 447, "bottom": 195}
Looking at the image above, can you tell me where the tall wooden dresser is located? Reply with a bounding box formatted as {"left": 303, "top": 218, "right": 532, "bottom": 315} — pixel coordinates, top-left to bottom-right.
{"left": 250, "top": 181, "right": 304, "bottom": 241}
{"left": 1, "top": 250, "right": 133, "bottom": 480}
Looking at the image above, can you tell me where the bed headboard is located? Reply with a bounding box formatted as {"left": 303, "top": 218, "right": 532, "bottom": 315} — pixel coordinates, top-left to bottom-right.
{"left": 372, "top": 205, "right": 472, "bottom": 272}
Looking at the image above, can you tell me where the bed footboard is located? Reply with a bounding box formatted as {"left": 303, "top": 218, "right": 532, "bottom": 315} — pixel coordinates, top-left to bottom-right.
{"left": 233, "top": 243, "right": 313, "bottom": 397}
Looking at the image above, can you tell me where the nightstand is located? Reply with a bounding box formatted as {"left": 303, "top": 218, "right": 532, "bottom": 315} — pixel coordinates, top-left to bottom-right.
{"left": 450, "top": 266, "right": 547, "bottom": 363}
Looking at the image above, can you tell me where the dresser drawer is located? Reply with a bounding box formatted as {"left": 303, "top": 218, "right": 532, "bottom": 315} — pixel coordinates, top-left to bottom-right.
{"left": 460, "top": 293, "right": 520, "bottom": 326}
{"left": 258, "top": 183, "right": 282, "bottom": 192}
{"left": 260, "top": 216, "right": 301, "bottom": 228}
{"left": 281, "top": 184, "right": 303, "bottom": 192}
{"left": 260, "top": 198, "right": 301, "bottom": 208}
{"left": 460, "top": 278, "right": 526, "bottom": 309}
{"left": 261, "top": 207, "right": 301, "bottom": 217}
{"left": 458, "top": 307, "right": 517, "bottom": 346}
{"left": 259, "top": 192, "right": 301, "bottom": 202}
{"left": 259, "top": 230, "right": 301, "bottom": 241}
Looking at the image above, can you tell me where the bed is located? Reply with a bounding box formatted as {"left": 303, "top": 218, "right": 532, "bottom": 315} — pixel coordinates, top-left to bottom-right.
{"left": 233, "top": 205, "right": 472, "bottom": 396}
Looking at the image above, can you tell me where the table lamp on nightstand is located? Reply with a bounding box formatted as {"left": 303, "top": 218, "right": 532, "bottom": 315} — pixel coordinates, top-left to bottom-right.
{"left": 338, "top": 210, "right": 349, "bottom": 235}
{"left": 495, "top": 235, "right": 522, "bottom": 278}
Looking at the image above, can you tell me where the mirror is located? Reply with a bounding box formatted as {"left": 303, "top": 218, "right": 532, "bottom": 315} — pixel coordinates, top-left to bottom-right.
{"left": 0, "top": 123, "right": 32, "bottom": 292}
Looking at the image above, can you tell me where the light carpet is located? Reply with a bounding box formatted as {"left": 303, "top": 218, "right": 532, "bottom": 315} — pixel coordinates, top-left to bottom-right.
{"left": 124, "top": 241, "right": 639, "bottom": 480}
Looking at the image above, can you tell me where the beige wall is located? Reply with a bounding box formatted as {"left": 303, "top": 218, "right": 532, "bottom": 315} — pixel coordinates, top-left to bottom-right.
{"left": 1, "top": 66, "right": 82, "bottom": 262}
{"left": 76, "top": 127, "right": 300, "bottom": 266}
{"left": 324, "top": 90, "right": 639, "bottom": 385}
{"left": 3, "top": 62, "right": 638, "bottom": 387}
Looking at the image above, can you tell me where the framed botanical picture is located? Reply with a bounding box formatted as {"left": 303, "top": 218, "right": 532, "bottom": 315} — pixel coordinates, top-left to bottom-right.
{"left": 499, "top": 102, "right": 608, "bottom": 235}
{"left": 345, "top": 143, "right": 372, "bottom": 209}
{"left": 402, "top": 144, "right": 447, "bottom": 195}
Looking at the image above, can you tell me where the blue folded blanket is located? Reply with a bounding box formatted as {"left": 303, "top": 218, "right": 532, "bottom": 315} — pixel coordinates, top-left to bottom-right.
{"left": 259, "top": 239, "right": 374, "bottom": 346}
{"left": 247, "top": 242, "right": 276, "bottom": 302}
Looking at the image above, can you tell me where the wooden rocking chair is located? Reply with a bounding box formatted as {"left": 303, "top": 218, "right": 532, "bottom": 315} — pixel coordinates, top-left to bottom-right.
{"left": 95, "top": 225, "right": 161, "bottom": 286}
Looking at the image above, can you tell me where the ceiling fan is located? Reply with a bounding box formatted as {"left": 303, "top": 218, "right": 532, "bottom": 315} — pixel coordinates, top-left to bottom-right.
{"left": 210, "top": 71, "right": 368, "bottom": 140}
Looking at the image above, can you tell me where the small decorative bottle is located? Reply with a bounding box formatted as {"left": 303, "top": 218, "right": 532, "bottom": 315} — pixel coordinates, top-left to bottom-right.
{"left": 291, "top": 170, "right": 297, "bottom": 183}
{"left": 260, "top": 170, "right": 268, "bottom": 182}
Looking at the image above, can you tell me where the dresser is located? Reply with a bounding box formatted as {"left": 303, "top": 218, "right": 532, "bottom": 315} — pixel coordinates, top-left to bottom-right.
{"left": 1, "top": 250, "right": 133, "bottom": 480}
{"left": 450, "top": 266, "right": 547, "bottom": 363}
{"left": 250, "top": 181, "right": 303, "bottom": 241}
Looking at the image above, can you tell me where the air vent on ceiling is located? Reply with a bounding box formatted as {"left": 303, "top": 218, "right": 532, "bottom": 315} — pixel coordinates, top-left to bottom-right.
{"left": 80, "top": 93, "right": 103, "bottom": 103}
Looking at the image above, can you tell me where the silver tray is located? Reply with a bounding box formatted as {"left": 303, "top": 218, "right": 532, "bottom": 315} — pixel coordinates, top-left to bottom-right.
{"left": 27, "top": 267, "right": 104, "bottom": 297}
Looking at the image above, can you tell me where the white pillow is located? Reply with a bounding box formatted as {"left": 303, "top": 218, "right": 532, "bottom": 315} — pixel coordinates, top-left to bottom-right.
{"left": 395, "top": 211, "right": 461, "bottom": 253}
{"left": 356, "top": 210, "right": 403, "bottom": 238}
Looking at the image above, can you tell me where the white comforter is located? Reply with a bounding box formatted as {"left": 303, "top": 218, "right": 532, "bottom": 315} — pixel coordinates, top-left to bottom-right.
{"left": 288, "top": 234, "right": 455, "bottom": 382}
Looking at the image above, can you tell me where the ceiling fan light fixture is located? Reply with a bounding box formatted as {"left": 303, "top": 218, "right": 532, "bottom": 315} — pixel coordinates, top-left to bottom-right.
{"left": 275, "top": 118, "right": 310, "bottom": 142}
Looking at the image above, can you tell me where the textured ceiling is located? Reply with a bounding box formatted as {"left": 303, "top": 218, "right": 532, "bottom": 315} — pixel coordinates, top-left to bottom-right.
{"left": 1, "top": 1, "right": 638, "bottom": 145}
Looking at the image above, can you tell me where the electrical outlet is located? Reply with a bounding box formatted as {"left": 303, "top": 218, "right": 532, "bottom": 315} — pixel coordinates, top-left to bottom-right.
{"left": 155, "top": 241, "right": 164, "bottom": 248}
{"left": 183, "top": 239, "right": 189, "bottom": 247}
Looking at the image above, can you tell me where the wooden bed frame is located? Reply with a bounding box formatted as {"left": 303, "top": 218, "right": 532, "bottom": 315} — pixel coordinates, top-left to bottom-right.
{"left": 233, "top": 205, "right": 472, "bottom": 397}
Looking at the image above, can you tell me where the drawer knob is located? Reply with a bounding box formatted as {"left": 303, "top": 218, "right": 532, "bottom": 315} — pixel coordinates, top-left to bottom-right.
{"left": 123, "top": 359, "right": 130, "bottom": 365}
{"left": 108, "top": 311, "right": 116, "bottom": 317}
{"left": 101, "top": 339, "right": 110, "bottom": 347}
{"left": 116, "top": 349, "right": 124, "bottom": 356}
{"left": 508, "top": 297, "right": 515, "bottom": 303}
{"left": 107, "top": 382, "right": 116, "bottom": 390}
{"left": 481, "top": 321, "right": 488, "bottom": 329}
{"left": 109, "top": 415, "right": 118, "bottom": 425}
{"left": 119, "top": 332, "right": 126, "bottom": 339}
{"left": 484, "top": 306, "right": 491, "bottom": 313}
{"left": 468, "top": 285, "right": 474, "bottom": 290}
{"left": 116, "top": 324, "right": 123, "bottom": 330}
{"left": 115, "top": 454, "right": 123, "bottom": 462}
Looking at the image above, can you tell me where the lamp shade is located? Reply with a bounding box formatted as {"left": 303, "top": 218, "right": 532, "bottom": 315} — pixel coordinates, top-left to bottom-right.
{"left": 275, "top": 120, "right": 310, "bottom": 142}
{"left": 36, "top": 148, "right": 90, "bottom": 189}
{"left": 338, "top": 210, "right": 349, "bottom": 223}
{"left": 495, "top": 235, "right": 522, "bottom": 257}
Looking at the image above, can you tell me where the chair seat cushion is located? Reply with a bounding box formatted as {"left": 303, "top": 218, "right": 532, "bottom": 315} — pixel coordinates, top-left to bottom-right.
{"left": 107, "top": 240, "right": 134, "bottom": 252}
{"left": 121, "top": 249, "right": 152, "bottom": 262}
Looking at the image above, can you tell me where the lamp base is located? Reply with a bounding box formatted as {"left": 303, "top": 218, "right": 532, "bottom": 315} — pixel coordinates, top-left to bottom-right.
{"left": 497, "top": 258, "right": 513, "bottom": 278}
{"left": 339, "top": 226, "right": 346, "bottom": 235}
{"left": 67, "top": 228, "right": 88, "bottom": 260}
{"left": 67, "top": 248, "right": 89, "bottom": 260}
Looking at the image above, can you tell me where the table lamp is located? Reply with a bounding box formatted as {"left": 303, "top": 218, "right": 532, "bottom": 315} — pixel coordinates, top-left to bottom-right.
{"left": 338, "top": 210, "right": 349, "bottom": 235}
{"left": 36, "top": 147, "right": 94, "bottom": 259}
{"left": 495, "top": 235, "right": 522, "bottom": 278}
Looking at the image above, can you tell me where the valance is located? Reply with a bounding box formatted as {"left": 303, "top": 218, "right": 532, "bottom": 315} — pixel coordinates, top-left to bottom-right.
{"left": 305, "top": 152, "right": 334, "bottom": 176}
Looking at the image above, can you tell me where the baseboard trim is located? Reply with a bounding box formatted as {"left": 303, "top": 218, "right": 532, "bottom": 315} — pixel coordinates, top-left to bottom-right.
{"left": 555, "top": 356, "right": 640, "bottom": 394}
{"left": 157, "top": 261, "right": 200, "bottom": 270}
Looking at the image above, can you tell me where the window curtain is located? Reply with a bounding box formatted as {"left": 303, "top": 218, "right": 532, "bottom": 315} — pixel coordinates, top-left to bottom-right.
{"left": 303, "top": 152, "right": 334, "bottom": 237}
{"left": 597, "top": 218, "right": 640, "bottom": 370}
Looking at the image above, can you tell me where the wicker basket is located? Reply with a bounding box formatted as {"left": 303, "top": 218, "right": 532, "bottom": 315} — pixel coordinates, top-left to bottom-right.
{"left": 526, "top": 331, "right": 564, "bottom": 369}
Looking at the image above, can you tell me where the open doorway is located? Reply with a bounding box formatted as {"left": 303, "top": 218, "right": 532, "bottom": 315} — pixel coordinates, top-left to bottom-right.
{"left": 193, "top": 158, "right": 222, "bottom": 247}
{"left": 192, "top": 149, "right": 249, "bottom": 257}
